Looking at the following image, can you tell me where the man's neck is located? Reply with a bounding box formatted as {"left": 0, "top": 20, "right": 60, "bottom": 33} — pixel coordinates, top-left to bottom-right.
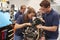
{"left": 47, "top": 8, "right": 52, "bottom": 14}
{"left": 20, "top": 10, "right": 24, "bottom": 13}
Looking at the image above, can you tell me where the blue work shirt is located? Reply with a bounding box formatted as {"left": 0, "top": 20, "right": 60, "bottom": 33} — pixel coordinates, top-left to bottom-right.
{"left": 15, "top": 11, "right": 23, "bottom": 20}
{"left": 42, "top": 9, "right": 59, "bottom": 39}
{"left": 15, "top": 15, "right": 32, "bottom": 37}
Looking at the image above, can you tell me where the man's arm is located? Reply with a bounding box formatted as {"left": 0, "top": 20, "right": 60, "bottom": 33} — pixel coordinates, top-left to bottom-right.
{"left": 43, "top": 26, "right": 57, "bottom": 31}
{"left": 37, "top": 13, "right": 59, "bottom": 32}
{"left": 36, "top": 25, "right": 57, "bottom": 32}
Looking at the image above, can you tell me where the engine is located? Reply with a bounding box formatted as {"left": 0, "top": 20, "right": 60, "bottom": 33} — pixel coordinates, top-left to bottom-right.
{"left": 22, "top": 17, "right": 45, "bottom": 40}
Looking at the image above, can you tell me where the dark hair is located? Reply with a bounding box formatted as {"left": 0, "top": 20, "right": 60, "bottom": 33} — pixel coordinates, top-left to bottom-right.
{"left": 11, "top": 4, "right": 15, "bottom": 8}
{"left": 40, "top": 0, "right": 50, "bottom": 8}
{"left": 6, "top": 1, "right": 10, "bottom": 4}
{"left": 24, "top": 8, "right": 36, "bottom": 23}
{"left": 20, "top": 5, "right": 26, "bottom": 9}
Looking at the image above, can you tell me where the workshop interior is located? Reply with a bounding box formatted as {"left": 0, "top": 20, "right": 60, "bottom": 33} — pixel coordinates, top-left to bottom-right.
{"left": 0, "top": 0, "right": 60, "bottom": 40}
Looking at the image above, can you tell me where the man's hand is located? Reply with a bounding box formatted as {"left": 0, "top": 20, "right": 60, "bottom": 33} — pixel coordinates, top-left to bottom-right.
{"left": 39, "top": 17, "right": 45, "bottom": 23}
{"left": 36, "top": 25, "right": 57, "bottom": 32}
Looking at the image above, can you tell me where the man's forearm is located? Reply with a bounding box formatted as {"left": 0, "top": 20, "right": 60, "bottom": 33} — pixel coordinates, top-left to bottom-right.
{"left": 42, "top": 26, "right": 57, "bottom": 32}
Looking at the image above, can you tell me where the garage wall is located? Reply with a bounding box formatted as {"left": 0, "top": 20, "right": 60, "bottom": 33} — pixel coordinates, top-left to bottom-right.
{"left": 8, "top": 0, "right": 42, "bottom": 11}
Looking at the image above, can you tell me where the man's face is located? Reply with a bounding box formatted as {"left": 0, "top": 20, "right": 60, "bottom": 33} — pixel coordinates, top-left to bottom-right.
{"left": 39, "top": 7, "right": 49, "bottom": 14}
{"left": 22, "top": 6, "right": 26, "bottom": 13}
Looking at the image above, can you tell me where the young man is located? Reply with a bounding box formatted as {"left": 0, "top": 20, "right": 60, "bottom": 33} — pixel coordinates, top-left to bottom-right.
{"left": 36, "top": 0, "right": 59, "bottom": 40}
{"left": 14, "top": 5, "right": 26, "bottom": 40}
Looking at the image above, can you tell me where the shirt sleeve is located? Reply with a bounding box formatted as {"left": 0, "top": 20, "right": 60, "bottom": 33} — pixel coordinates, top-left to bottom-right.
{"left": 15, "top": 13, "right": 18, "bottom": 20}
{"left": 16, "top": 15, "right": 23, "bottom": 24}
{"left": 52, "top": 13, "right": 59, "bottom": 26}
